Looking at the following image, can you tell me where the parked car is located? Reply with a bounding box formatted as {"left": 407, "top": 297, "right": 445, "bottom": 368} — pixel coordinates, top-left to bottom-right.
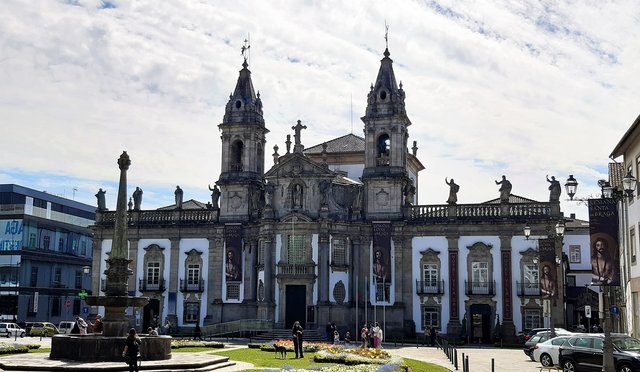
{"left": 0, "top": 323, "right": 26, "bottom": 338}
{"left": 524, "top": 328, "right": 572, "bottom": 360}
{"left": 524, "top": 327, "right": 551, "bottom": 341}
{"left": 29, "top": 322, "right": 59, "bottom": 337}
{"left": 58, "top": 321, "right": 76, "bottom": 334}
{"left": 532, "top": 334, "right": 573, "bottom": 367}
{"left": 559, "top": 333, "right": 640, "bottom": 372}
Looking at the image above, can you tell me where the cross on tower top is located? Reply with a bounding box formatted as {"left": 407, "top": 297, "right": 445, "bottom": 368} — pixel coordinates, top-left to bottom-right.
{"left": 292, "top": 120, "right": 307, "bottom": 153}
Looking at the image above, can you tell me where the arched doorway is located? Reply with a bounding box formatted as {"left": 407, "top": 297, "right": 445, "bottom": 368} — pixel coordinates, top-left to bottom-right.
{"left": 143, "top": 298, "right": 160, "bottom": 331}
{"left": 469, "top": 303, "right": 492, "bottom": 343}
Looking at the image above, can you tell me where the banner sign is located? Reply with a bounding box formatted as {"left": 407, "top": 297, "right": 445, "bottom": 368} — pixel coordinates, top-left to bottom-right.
{"left": 588, "top": 198, "right": 620, "bottom": 286}
{"left": 372, "top": 222, "right": 391, "bottom": 284}
{"left": 224, "top": 224, "right": 243, "bottom": 282}
{"left": 538, "top": 238, "right": 558, "bottom": 299}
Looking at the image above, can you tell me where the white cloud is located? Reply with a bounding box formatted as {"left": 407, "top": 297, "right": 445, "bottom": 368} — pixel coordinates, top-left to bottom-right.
{"left": 1, "top": 0, "right": 639, "bottom": 219}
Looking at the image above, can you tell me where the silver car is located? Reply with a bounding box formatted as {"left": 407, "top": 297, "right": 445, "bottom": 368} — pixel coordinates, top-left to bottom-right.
{"left": 533, "top": 334, "right": 573, "bottom": 367}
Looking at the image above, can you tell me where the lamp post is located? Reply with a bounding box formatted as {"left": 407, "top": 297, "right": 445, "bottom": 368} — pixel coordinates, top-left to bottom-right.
{"left": 524, "top": 221, "right": 565, "bottom": 338}
{"left": 564, "top": 171, "right": 637, "bottom": 372}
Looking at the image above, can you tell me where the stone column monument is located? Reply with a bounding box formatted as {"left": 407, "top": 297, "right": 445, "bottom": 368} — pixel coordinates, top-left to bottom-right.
{"left": 50, "top": 151, "right": 171, "bottom": 362}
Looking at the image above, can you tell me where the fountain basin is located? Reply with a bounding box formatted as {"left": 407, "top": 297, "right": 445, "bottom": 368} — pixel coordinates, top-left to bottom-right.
{"left": 50, "top": 334, "right": 171, "bottom": 362}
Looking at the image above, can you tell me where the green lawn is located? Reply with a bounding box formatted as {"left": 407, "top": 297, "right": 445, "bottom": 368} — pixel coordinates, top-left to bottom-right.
{"left": 211, "top": 346, "right": 450, "bottom": 372}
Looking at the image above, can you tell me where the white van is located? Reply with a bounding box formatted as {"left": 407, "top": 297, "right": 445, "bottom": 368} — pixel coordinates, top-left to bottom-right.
{"left": 0, "top": 323, "right": 25, "bottom": 337}
{"left": 58, "top": 321, "right": 76, "bottom": 334}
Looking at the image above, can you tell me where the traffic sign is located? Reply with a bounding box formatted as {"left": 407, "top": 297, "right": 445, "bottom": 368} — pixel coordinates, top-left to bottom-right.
{"left": 65, "top": 300, "right": 72, "bottom": 308}
{"left": 585, "top": 305, "right": 591, "bottom": 318}
{"left": 82, "top": 307, "right": 89, "bottom": 314}
{"left": 611, "top": 305, "right": 620, "bottom": 315}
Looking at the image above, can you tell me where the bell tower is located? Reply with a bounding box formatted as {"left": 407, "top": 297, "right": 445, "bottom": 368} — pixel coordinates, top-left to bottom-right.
{"left": 361, "top": 46, "right": 412, "bottom": 220}
{"left": 217, "top": 53, "right": 268, "bottom": 222}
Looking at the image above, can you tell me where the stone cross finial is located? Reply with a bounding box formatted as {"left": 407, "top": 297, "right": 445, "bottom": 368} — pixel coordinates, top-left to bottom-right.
{"left": 292, "top": 120, "right": 307, "bottom": 153}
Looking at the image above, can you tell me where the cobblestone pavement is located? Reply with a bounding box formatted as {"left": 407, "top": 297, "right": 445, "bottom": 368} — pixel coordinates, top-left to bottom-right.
{"left": 0, "top": 337, "right": 549, "bottom": 372}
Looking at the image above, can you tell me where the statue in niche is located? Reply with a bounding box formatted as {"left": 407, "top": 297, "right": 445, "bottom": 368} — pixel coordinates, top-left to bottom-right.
{"left": 292, "top": 184, "right": 303, "bottom": 208}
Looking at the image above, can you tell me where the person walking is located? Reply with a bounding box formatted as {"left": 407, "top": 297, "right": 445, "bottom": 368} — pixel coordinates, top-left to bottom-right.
{"left": 122, "top": 328, "right": 141, "bottom": 372}
{"left": 430, "top": 326, "right": 437, "bottom": 347}
{"left": 292, "top": 321, "right": 304, "bottom": 359}
{"left": 372, "top": 322, "right": 383, "bottom": 349}
{"left": 193, "top": 324, "right": 203, "bottom": 341}
{"left": 360, "top": 323, "right": 369, "bottom": 349}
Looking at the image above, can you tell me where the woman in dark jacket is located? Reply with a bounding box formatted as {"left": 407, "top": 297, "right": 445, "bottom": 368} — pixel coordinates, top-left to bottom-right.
{"left": 292, "top": 321, "right": 304, "bottom": 359}
{"left": 122, "top": 328, "right": 141, "bottom": 372}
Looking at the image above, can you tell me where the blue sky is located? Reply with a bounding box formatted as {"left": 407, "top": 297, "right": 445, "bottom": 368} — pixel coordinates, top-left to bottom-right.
{"left": 1, "top": 0, "right": 639, "bottom": 220}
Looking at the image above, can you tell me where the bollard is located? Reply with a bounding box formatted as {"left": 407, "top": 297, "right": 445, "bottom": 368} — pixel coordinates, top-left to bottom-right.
{"left": 492, "top": 358, "right": 495, "bottom": 372}
{"left": 465, "top": 355, "right": 469, "bottom": 372}
{"left": 454, "top": 348, "right": 458, "bottom": 370}
{"left": 462, "top": 352, "right": 465, "bottom": 372}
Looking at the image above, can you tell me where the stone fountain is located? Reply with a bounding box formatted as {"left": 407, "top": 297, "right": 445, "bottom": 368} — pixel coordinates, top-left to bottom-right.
{"left": 50, "top": 151, "right": 172, "bottom": 362}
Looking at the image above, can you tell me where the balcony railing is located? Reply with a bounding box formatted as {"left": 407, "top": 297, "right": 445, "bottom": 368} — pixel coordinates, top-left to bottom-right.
{"left": 406, "top": 202, "right": 558, "bottom": 222}
{"left": 516, "top": 281, "right": 540, "bottom": 296}
{"left": 95, "top": 209, "right": 217, "bottom": 227}
{"left": 276, "top": 264, "right": 316, "bottom": 277}
{"left": 180, "top": 278, "right": 205, "bottom": 292}
{"left": 465, "top": 280, "right": 495, "bottom": 295}
{"left": 416, "top": 280, "right": 445, "bottom": 295}
{"left": 139, "top": 278, "right": 165, "bottom": 292}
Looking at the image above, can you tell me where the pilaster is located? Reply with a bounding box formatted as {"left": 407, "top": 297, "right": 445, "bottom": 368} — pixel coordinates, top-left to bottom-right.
{"left": 499, "top": 234, "right": 516, "bottom": 340}
{"left": 446, "top": 235, "right": 461, "bottom": 337}
{"left": 318, "top": 232, "right": 330, "bottom": 304}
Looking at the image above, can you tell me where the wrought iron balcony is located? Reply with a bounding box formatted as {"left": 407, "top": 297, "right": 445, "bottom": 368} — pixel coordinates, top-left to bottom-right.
{"left": 516, "top": 281, "right": 541, "bottom": 296}
{"left": 416, "top": 280, "right": 445, "bottom": 295}
{"left": 464, "top": 280, "right": 495, "bottom": 295}
{"left": 180, "top": 278, "right": 204, "bottom": 292}
{"left": 139, "top": 278, "right": 165, "bottom": 292}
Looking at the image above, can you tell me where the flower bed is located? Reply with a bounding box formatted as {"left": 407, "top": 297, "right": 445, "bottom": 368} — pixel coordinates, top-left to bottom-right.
{"left": 259, "top": 342, "right": 407, "bottom": 371}
{"left": 0, "top": 343, "right": 36, "bottom": 355}
{"left": 170, "top": 340, "right": 224, "bottom": 349}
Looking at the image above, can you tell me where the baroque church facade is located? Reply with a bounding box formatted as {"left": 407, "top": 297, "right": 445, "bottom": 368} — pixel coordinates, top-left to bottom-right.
{"left": 90, "top": 46, "right": 587, "bottom": 342}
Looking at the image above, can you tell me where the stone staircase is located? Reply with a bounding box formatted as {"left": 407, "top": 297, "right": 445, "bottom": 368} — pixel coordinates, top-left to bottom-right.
{"left": 249, "top": 328, "right": 328, "bottom": 343}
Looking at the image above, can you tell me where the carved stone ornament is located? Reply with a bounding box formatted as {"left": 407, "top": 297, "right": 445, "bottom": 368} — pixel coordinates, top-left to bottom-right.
{"left": 230, "top": 192, "right": 242, "bottom": 210}
{"left": 375, "top": 188, "right": 390, "bottom": 207}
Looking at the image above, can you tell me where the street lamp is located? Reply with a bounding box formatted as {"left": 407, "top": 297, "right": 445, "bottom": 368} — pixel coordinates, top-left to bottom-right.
{"left": 523, "top": 222, "right": 565, "bottom": 338}
{"left": 565, "top": 172, "right": 637, "bottom": 372}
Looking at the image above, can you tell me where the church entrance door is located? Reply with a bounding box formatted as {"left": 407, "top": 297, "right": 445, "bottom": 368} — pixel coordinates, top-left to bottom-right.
{"left": 285, "top": 285, "right": 306, "bottom": 329}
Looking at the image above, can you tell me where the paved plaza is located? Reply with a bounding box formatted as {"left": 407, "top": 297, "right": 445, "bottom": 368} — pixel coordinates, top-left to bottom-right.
{"left": 0, "top": 337, "right": 551, "bottom": 372}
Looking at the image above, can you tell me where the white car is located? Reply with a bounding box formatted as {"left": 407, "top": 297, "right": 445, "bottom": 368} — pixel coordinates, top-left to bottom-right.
{"left": 532, "top": 334, "right": 573, "bottom": 367}
{"left": 0, "top": 322, "right": 25, "bottom": 338}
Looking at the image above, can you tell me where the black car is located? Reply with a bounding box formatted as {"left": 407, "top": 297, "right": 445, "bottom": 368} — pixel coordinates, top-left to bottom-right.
{"left": 559, "top": 333, "right": 640, "bottom": 372}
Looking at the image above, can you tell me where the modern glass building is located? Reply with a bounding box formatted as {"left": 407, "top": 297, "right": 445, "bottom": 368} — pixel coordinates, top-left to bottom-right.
{"left": 0, "top": 184, "right": 95, "bottom": 323}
